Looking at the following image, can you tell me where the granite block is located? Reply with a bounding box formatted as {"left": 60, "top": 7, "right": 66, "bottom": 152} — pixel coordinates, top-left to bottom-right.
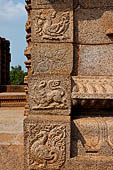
{"left": 76, "top": 45, "right": 113, "bottom": 75}
{"left": 74, "top": 8, "right": 113, "bottom": 44}
{"left": 31, "top": 43, "right": 73, "bottom": 74}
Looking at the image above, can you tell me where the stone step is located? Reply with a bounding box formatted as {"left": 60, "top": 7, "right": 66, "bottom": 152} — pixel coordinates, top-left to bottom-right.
{"left": 0, "top": 108, "right": 25, "bottom": 170}
{"left": 0, "top": 92, "right": 26, "bottom": 107}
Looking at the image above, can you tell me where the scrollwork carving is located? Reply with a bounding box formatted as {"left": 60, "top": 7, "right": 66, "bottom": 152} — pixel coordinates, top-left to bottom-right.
{"left": 28, "top": 123, "right": 66, "bottom": 169}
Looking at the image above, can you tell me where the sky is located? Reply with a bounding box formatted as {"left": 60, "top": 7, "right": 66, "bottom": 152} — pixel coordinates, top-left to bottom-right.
{"left": 0, "top": 0, "right": 27, "bottom": 71}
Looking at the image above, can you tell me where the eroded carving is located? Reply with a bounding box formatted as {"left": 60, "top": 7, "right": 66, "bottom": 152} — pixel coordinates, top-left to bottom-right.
{"left": 32, "top": 10, "right": 71, "bottom": 40}
{"left": 72, "top": 76, "right": 113, "bottom": 99}
{"left": 27, "top": 123, "right": 66, "bottom": 169}
{"left": 74, "top": 118, "right": 113, "bottom": 154}
{"left": 30, "top": 80, "right": 67, "bottom": 110}
{"left": 31, "top": 43, "right": 73, "bottom": 73}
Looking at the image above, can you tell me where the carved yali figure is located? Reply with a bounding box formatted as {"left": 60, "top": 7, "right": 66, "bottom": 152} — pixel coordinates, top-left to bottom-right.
{"left": 31, "top": 80, "right": 67, "bottom": 110}
{"left": 30, "top": 124, "right": 66, "bottom": 169}
{"left": 33, "top": 10, "right": 70, "bottom": 40}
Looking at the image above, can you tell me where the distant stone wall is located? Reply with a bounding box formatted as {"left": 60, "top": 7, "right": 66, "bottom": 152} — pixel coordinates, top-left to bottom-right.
{"left": 0, "top": 37, "right": 11, "bottom": 85}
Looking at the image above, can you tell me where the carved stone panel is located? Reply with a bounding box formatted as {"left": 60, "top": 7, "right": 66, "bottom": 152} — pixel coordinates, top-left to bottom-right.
{"left": 31, "top": 0, "right": 74, "bottom": 9}
{"left": 28, "top": 74, "right": 71, "bottom": 115}
{"left": 71, "top": 117, "right": 113, "bottom": 157}
{"left": 31, "top": 9, "right": 73, "bottom": 42}
{"left": 74, "top": 8, "right": 113, "bottom": 44}
{"left": 31, "top": 43, "right": 73, "bottom": 74}
{"left": 72, "top": 76, "right": 113, "bottom": 99}
{"left": 75, "top": 45, "right": 113, "bottom": 76}
{"left": 24, "top": 115, "right": 70, "bottom": 170}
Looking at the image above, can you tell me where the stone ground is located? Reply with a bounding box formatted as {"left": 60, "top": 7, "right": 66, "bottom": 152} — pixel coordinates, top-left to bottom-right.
{"left": 0, "top": 107, "right": 25, "bottom": 170}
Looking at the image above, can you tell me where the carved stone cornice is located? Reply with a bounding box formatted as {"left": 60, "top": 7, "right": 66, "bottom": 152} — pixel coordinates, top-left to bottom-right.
{"left": 72, "top": 76, "right": 113, "bottom": 108}
{"left": 72, "top": 76, "right": 113, "bottom": 99}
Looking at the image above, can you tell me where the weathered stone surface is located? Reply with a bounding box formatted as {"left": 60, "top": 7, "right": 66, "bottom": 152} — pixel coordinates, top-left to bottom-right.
{"left": 24, "top": 115, "right": 70, "bottom": 170}
{"left": 76, "top": 45, "right": 113, "bottom": 75}
{"left": 74, "top": 8, "right": 113, "bottom": 44}
{"left": 0, "top": 133, "right": 23, "bottom": 145}
{"left": 72, "top": 76, "right": 113, "bottom": 99}
{"left": 31, "top": 43, "right": 73, "bottom": 74}
{"left": 28, "top": 74, "right": 71, "bottom": 115}
{"left": 0, "top": 145, "right": 24, "bottom": 170}
{"left": 24, "top": 0, "right": 113, "bottom": 169}
{"left": 77, "top": 0, "right": 113, "bottom": 8}
{"left": 31, "top": 0, "right": 74, "bottom": 9}
{"left": 31, "top": 9, "right": 73, "bottom": 43}
{"left": 71, "top": 117, "right": 113, "bottom": 157}
{"left": 63, "top": 157, "right": 113, "bottom": 170}
{"left": 0, "top": 108, "right": 25, "bottom": 170}
{"left": 71, "top": 76, "right": 113, "bottom": 109}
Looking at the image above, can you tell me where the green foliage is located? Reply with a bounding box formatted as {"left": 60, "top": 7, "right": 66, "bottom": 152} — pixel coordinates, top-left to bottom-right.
{"left": 10, "top": 65, "right": 27, "bottom": 85}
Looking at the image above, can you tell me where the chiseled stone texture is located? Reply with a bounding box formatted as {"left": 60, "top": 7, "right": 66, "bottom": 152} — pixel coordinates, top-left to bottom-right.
{"left": 0, "top": 145, "right": 24, "bottom": 170}
{"left": 24, "top": 115, "right": 70, "bottom": 170}
{"left": 62, "top": 117, "right": 113, "bottom": 170}
{"left": 31, "top": 0, "right": 74, "bottom": 9}
{"left": 71, "top": 117, "right": 113, "bottom": 157}
{"left": 77, "top": 0, "right": 113, "bottom": 8}
{"left": 74, "top": 8, "right": 113, "bottom": 44}
{"left": 76, "top": 44, "right": 113, "bottom": 75}
{"left": 72, "top": 76, "right": 113, "bottom": 99}
{"left": 63, "top": 157, "right": 113, "bottom": 170}
{"left": 31, "top": 43, "right": 73, "bottom": 74}
{"left": 28, "top": 74, "right": 71, "bottom": 115}
{"left": 31, "top": 9, "right": 73, "bottom": 43}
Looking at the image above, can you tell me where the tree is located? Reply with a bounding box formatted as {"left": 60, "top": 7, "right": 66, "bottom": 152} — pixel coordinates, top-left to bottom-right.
{"left": 10, "top": 65, "right": 27, "bottom": 85}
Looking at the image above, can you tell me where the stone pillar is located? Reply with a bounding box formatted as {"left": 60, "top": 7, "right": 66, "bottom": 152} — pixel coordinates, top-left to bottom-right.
{"left": 24, "top": 0, "right": 113, "bottom": 170}
{"left": 24, "top": 0, "right": 73, "bottom": 169}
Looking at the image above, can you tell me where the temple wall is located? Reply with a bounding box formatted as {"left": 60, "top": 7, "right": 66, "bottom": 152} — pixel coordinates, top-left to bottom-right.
{"left": 24, "top": 0, "right": 113, "bottom": 169}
